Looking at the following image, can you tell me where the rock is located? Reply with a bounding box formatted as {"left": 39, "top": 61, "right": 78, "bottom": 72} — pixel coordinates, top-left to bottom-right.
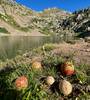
{"left": 85, "top": 37, "right": 90, "bottom": 43}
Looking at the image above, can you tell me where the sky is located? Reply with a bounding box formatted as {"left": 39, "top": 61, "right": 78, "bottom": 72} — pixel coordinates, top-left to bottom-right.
{"left": 16, "top": 0, "right": 90, "bottom": 12}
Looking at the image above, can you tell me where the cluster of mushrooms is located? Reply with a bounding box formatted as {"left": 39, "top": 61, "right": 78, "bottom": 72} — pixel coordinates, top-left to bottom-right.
{"left": 15, "top": 60, "right": 75, "bottom": 96}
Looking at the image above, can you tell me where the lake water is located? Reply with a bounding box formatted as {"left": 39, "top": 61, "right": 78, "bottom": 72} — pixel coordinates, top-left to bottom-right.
{"left": 0, "top": 36, "right": 63, "bottom": 60}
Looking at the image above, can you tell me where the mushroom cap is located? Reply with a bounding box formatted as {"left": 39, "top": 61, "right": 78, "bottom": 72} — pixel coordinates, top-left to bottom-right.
{"left": 59, "top": 80, "right": 72, "bottom": 96}
{"left": 15, "top": 76, "right": 28, "bottom": 90}
{"left": 32, "top": 61, "right": 42, "bottom": 70}
{"left": 61, "top": 61, "right": 74, "bottom": 75}
{"left": 46, "top": 76, "right": 55, "bottom": 86}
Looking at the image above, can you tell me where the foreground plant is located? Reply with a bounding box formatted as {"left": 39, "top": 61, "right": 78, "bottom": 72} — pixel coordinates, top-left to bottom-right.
{"left": 0, "top": 48, "right": 89, "bottom": 100}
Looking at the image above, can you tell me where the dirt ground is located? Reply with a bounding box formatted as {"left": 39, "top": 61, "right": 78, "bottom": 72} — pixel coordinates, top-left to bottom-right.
{"left": 52, "top": 41, "right": 90, "bottom": 66}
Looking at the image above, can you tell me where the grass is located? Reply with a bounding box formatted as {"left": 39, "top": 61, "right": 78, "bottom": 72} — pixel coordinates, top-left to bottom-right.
{"left": 40, "top": 27, "right": 53, "bottom": 35}
{"left": 0, "top": 27, "right": 9, "bottom": 34}
{"left": 0, "top": 45, "right": 90, "bottom": 100}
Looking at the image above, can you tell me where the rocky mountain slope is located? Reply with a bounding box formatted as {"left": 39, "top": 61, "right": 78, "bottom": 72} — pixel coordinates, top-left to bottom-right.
{"left": 62, "top": 8, "right": 90, "bottom": 38}
{"left": 0, "top": 0, "right": 90, "bottom": 38}
{"left": 0, "top": 0, "right": 37, "bottom": 34}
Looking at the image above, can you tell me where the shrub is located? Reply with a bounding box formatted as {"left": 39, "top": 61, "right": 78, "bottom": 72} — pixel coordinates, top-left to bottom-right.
{"left": 0, "top": 27, "right": 9, "bottom": 33}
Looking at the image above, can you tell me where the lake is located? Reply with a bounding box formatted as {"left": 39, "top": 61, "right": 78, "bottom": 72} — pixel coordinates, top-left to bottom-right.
{"left": 0, "top": 36, "right": 63, "bottom": 60}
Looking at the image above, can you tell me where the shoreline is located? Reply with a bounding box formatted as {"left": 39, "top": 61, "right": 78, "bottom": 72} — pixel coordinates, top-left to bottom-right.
{"left": 0, "top": 33, "right": 49, "bottom": 37}
{"left": 0, "top": 34, "right": 49, "bottom": 37}
{"left": 0, "top": 29, "right": 49, "bottom": 37}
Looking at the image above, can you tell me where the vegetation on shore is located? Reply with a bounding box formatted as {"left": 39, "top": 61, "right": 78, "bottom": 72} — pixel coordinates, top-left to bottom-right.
{"left": 0, "top": 27, "right": 9, "bottom": 34}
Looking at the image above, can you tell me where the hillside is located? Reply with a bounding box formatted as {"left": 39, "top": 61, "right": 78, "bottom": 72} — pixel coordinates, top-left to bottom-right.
{"left": 62, "top": 8, "right": 90, "bottom": 38}
{"left": 0, "top": 0, "right": 70, "bottom": 35}
{"left": 0, "top": 0, "right": 37, "bottom": 34}
{"left": 0, "top": 0, "right": 90, "bottom": 38}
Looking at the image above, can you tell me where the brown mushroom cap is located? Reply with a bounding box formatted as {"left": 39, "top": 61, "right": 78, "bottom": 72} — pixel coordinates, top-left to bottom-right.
{"left": 46, "top": 76, "right": 55, "bottom": 86}
{"left": 32, "top": 61, "right": 42, "bottom": 70}
{"left": 59, "top": 79, "right": 72, "bottom": 96}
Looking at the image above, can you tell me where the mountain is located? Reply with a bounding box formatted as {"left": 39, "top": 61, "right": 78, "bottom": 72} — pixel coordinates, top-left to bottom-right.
{"left": 0, "top": 0, "right": 37, "bottom": 34}
{"left": 0, "top": 0, "right": 71, "bottom": 35}
{"left": 61, "top": 8, "right": 90, "bottom": 38}
{"left": 0, "top": 0, "right": 90, "bottom": 38}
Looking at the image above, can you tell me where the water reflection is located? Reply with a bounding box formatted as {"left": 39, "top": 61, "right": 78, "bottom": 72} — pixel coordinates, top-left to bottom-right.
{"left": 0, "top": 36, "right": 61, "bottom": 60}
